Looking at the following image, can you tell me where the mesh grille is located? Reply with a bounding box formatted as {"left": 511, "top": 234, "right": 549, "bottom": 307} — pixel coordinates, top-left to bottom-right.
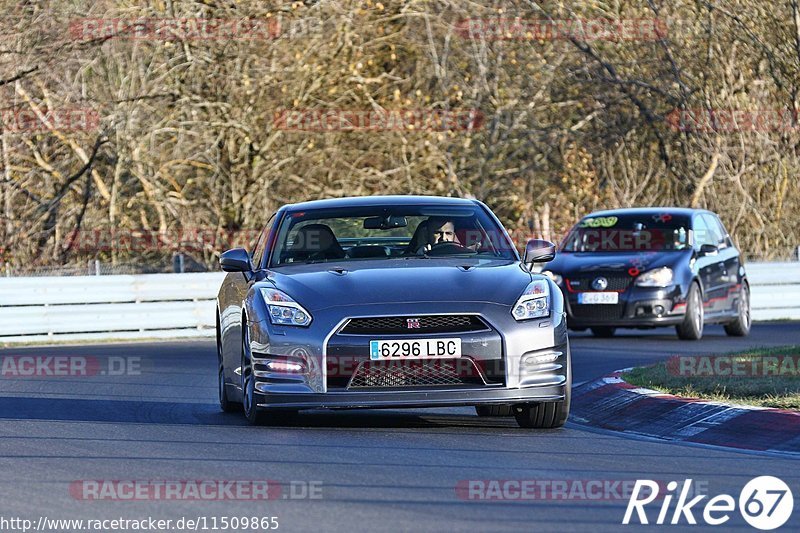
{"left": 340, "top": 315, "right": 487, "bottom": 335}
{"left": 567, "top": 275, "right": 632, "bottom": 292}
{"left": 570, "top": 302, "right": 626, "bottom": 321}
{"left": 347, "top": 359, "right": 483, "bottom": 388}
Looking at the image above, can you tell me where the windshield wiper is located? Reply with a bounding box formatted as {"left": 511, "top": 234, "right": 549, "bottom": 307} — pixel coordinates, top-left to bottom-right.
{"left": 422, "top": 252, "right": 479, "bottom": 258}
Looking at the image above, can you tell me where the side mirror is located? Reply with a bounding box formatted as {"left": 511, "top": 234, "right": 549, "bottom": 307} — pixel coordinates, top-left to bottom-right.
{"left": 523, "top": 239, "right": 556, "bottom": 265}
{"left": 699, "top": 243, "right": 719, "bottom": 257}
{"left": 220, "top": 248, "right": 253, "bottom": 272}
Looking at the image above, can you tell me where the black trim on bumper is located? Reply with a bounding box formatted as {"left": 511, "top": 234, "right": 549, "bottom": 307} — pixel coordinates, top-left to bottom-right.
{"left": 255, "top": 384, "right": 566, "bottom": 410}
{"left": 568, "top": 315, "right": 684, "bottom": 328}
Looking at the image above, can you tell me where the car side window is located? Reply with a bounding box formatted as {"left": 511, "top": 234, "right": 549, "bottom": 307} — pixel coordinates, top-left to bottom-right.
{"left": 700, "top": 215, "right": 722, "bottom": 248}
{"left": 692, "top": 215, "right": 714, "bottom": 248}
{"left": 705, "top": 214, "right": 730, "bottom": 249}
{"left": 251, "top": 213, "right": 276, "bottom": 269}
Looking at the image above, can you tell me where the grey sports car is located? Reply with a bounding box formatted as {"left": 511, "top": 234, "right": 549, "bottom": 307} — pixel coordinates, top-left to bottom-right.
{"left": 216, "top": 196, "right": 570, "bottom": 428}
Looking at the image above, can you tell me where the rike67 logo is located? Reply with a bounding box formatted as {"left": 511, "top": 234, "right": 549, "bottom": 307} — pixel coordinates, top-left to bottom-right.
{"left": 623, "top": 477, "right": 793, "bottom": 530}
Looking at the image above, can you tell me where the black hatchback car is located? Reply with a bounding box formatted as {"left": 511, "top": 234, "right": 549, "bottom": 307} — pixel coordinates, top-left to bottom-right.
{"left": 541, "top": 208, "right": 751, "bottom": 340}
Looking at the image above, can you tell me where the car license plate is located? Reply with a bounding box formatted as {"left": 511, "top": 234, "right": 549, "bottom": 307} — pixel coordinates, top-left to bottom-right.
{"left": 369, "top": 338, "right": 462, "bottom": 360}
{"left": 578, "top": 292, "right": 619, "bottom": 304}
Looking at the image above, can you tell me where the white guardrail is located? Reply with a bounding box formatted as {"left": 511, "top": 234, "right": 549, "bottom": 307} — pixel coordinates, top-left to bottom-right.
{"left": 746, "top": 262, "right": 800, "bottom": 321}
{"left": 0, "top": 263, "right": 797, "bottom": 343}
{"left": 0, "top": 272, "right": 226, "bottom": 343}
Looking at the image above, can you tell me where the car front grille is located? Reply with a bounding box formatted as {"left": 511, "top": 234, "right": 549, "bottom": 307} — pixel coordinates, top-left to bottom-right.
{"left": 567, "top": 275, "right": 632, "bottom": 292}
{"left": 346, "top": 358, "right": 485, "bottom": 389}
{"left": 570, "top": 302, "right": 626, "bottom": 321}
{"left": 339, "top": 315, "right": 488, "bottom": 335}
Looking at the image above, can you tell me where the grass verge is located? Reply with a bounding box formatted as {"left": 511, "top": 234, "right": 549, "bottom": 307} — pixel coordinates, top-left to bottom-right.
{"left": 624, "top": 345, "right": 800, "bottom": 410}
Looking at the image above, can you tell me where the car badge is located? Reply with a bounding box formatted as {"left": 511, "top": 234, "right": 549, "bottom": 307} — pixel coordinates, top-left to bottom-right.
{"left": 406, "top": 318, "right": 421, "bottom": 329}
{"left": 591, "top": 277, "right": 609, "bottom": 291}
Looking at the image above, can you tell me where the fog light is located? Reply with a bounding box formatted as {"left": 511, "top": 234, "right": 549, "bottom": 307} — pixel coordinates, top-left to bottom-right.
{"left": 266, "top": 361, "right": 304, "bottom": 373}
{"left": 522, "top": 351, "right": 561, "bottom": 366}
{"left": 653, "top": 305, "right": 665, "bottom": 316}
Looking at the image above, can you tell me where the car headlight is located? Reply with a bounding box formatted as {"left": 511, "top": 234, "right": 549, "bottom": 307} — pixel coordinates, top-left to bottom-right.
{"left": 634, "top": 267, "right": 674, "bottom": 287}
{"left": 541, "top": 270, "right": 563, "bottom": 285}
{"left": 260, "top": 288, "right": 312, "bottom": 327}
{"left": 512, "top": 279, "right": 550, "bottom": 321}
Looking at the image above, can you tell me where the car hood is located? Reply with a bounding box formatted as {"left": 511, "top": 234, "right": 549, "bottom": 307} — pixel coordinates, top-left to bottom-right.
{"left": 544, "top": 250, "right": 690, "bottom": 275}
{"left": 265, "top": 259, "right": 532, "bottom": 311}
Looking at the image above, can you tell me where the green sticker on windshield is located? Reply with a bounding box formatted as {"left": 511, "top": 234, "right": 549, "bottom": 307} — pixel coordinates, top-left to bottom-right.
{"left": 579, "top": 216, "right": 618, "bottom": 228}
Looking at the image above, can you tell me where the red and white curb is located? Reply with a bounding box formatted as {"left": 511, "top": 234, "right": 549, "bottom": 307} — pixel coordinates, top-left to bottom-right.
{"left": 571, "top": 370, "right": 800, "bottom": 455}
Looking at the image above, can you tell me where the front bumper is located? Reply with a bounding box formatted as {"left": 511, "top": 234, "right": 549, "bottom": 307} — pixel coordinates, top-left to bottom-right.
{"left": 247, "top": 301, "right": 569, "bottom": 410}
{"left": 563, "top": 284, "right": 687, "bottom": 328}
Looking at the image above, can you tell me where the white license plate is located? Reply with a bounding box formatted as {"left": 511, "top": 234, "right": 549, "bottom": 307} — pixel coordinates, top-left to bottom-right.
{"left": 369, "top": 338, "right": 462, "bottom": 360}
{"left": 578, "top": 292, "right": 619, "bottom": 304}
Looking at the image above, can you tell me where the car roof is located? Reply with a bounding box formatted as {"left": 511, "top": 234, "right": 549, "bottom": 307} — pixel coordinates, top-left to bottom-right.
{"left": 583, "top": 207, "right": 712, "bottom": 218}
{"left": 283, "top": 195, "right": 480, "bottom": 211}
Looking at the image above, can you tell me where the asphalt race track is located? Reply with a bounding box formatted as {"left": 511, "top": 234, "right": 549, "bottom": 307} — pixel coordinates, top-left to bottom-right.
{"left": 1, "top": 323, "right": 799, "bottom": 532}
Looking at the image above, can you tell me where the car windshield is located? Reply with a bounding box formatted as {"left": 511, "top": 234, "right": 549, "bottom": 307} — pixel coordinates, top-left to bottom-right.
{"left": 561, "top": 213, "right": 691, "bottom": 252}
{"left": 269, "top": 204, "right": 517, "bottom": 266}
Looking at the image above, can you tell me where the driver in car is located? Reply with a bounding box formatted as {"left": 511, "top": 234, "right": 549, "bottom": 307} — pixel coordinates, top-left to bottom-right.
{"left": 416, "top": 217, "right": 460, "bottom": 254}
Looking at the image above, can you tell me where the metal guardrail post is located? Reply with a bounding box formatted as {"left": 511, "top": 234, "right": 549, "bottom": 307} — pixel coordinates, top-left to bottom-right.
{"left": 172, "top": 253, "right": 185, "bottom": 273}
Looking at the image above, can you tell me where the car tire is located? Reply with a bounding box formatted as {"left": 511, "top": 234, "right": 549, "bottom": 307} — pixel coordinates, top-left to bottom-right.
{"left": 514, "top": 399, "right": 569, "bottom": 429}
{"left": 676, "top": 282, "right": 704, "bottom": 340}
{"left": 590, "top": 326, "right": 616, "bottom": 338}
{"left": 218, "top": 327, "right": 241, "bottom": 413}
{"left": 241, "top": 325, "right": 296, "bottom": 426}
{"left": 475, "top": 405, "right": 513, "bottom": 417}
{"left": 242, "top": 356, "right": 297, "bottom": 425}
{"left": 514, "top": 347, "right": 571, "bottom": 429}
{"left": 241, "top": 322, "right": 268, "bottom": 425}
{"left": 724, "top": 283, "right": 751, "bottom": 337}
{"left": 219, "top": 365, "right": 240, "bottom": 413}
{"left": 242, "top": 354, "right": 268, "bottom": 426}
